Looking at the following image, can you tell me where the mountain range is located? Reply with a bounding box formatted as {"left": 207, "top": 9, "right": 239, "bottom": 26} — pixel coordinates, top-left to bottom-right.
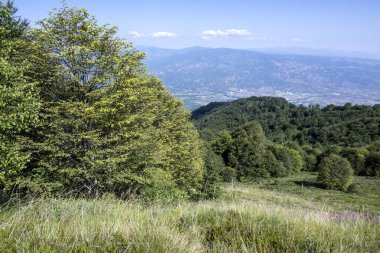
{"left": 140, "top": 46, "right": 380, "bottom": 109}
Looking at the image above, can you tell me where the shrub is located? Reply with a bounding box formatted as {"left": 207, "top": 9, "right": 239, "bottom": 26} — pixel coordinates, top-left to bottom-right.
{"left": 317, "top": 154, "right": 354, "bottom": 191}
{"left": 221, "top": 166, "right": 236, "bottom": 182}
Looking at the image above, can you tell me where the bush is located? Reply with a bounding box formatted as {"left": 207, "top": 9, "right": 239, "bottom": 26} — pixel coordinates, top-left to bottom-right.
{"left": 221, "top": 166, "right": 236, "bottom": 182}
{"left": 269, "top": 144, "right": 303, "bottom": 175}
{"left": 317, "top": 154, "right": 354, "bottom": 191}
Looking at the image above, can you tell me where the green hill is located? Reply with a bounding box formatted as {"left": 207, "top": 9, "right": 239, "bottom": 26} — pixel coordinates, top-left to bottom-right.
{"left": 192, "top": 96, "right": 380, "bottom": 147}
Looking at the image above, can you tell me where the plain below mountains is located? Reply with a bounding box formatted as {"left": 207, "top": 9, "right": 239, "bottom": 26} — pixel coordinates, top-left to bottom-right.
{"left": 140, "top": 46, "right": 380, "bottom": 109}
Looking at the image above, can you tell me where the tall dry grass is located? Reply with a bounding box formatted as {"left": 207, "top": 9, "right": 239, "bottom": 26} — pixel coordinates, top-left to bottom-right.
{"left": 0, "top": 183, "right": 379, "bottom": 252}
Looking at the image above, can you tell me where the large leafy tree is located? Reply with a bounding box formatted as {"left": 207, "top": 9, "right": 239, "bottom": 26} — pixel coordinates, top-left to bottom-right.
{"left": 88, "top": 77, "right": 204, "bottom": 197}
{"left": 0, "top": 1, "right": 40, "bottom": 189}
{"left": 32, "top": 4, "right": 145, "bottom": 102}
{"left": 6, "top": 4, "right": 204, "bottom": 198}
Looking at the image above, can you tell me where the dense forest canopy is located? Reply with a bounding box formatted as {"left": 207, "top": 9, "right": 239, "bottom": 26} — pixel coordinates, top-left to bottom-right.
{"left": 193, "top": 96, "right": 380, "bottom": 188}
{"left": 193, "top": 96, "right": 380, "bottom": 147}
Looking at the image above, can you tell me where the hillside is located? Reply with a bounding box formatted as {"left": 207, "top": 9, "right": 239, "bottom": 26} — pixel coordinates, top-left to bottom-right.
{"left": 142, "top": 47, "right": 380, "bottom": 109}
{"left": 1, "top": 173, "right": 379, "bottom": 252}
{"left": 192, "top": 96, "right": 380, "bottom": 147}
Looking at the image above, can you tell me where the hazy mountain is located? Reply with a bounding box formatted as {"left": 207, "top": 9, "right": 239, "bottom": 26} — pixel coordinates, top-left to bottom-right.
{"left": 250, "top": 47, "right": 380, "bottom": 60}
{"left": 140, "top": 46, "right": 380, "bottom": 109}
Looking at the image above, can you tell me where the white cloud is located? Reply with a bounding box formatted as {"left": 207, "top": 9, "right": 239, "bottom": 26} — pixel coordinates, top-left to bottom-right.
{"left": 201, "top": 28, "right": 250, "bottom": 39}
{"left": 129, "top": 31, "right": 145, "bottom": 38}
{"left": 152, "top": 32, "right": 177, "bottom": 38}
{"left": 291, "top": 38, "right": 313, "bottom": 43}
{"left": 202, "top": 30, "right": 228, "bottom": 36}
{"left": 225, "top": 29, "right": 250, "bottom": 36}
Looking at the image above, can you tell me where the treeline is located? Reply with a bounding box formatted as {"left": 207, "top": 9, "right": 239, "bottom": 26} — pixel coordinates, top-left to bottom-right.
{"left": 0, "top": 1, "right": 213, "bottom": 200}
{"left": 193, "top": 96, "right": 380, "bottom": 191}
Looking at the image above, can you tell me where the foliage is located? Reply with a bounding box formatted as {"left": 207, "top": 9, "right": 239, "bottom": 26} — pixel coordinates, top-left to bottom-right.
{"left": 211, "top": 130, "right": 232, "bottom": 155}
{"left": 261, "top": 150, "right": 287, "bottom": 177}
{"left": 200, "top": 144, "right": 223, "bottom": 198}
{"left": 340, "top": 147, "right": 368, "bottom": 175}
{"left": 193, "top": 96, "right": 380, "bottom": 147}
{"left": 88, "top": 76, "right": 204, "bottom": 198}
{"left": 301, "top": 145, "right": 321, "bottom": 171}
{"left": 193, "top": 96, "right": 379, "bottom": 181}
{"left": 228, "top": 121, "right": 270, "bottom": 180}
{"left": 32, "top": 4, "right": 145, "bottom": 101}
{"left": 269, "top": 144, "right": 304, "bottom": 175}
{"left": 318, "top": 154, "right": 354, "bottom": 191}
{"left": 220, "top": 166, "right": 236, "bottom": 182}
{"left": 364, "top": 141, "right": 380, "bottom": 176}
{"left": 0, "top": 1, "right": 40, "bottom": 189}
{"left": 1, "top": 3, "right": 205, "bottom": 199}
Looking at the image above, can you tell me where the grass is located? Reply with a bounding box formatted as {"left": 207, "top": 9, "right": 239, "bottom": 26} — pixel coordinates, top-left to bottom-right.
{"left": 0, "top": 172, "right": 379, "bottom": 252}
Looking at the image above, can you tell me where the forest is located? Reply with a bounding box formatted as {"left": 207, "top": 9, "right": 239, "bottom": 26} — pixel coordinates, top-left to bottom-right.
{"left": 193, "top": 96, "right": 379, "bottom": 190}
{"left": 0, "top": 1, "right": 379, "bottom": 252}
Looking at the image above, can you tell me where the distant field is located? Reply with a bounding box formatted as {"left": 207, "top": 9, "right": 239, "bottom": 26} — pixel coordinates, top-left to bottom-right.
{"left": 0, "top": 172, "right": 379, "bottom": 252}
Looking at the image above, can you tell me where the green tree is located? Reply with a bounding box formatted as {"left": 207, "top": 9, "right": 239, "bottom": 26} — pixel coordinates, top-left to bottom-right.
{"left": 261, "top": 150, "right": 287, "bottom": 177}
{"left": 88, "top": 77, "right": 204, "bottom": 198}
{"left": 6, "top": 4, "right": 204, "bottom": 198}
{"left": 212, "top": 130, "right": 232, "bottom": 155}
{"left": 340, "top": 147, "right": 368, "bottom": 175}
{"left": 301, "top": 145, "right": 321, "bottom": 171}
{"left": 10, "top": 4, "right": 144, "bottom": 195}
{"left": 288, "top": 149, "right": 303, "bottom": 173}
{"left": 200, "top": 144, "right": 223, "bottom": 198}
{"left": 32, "top": 4, "right": 145, "bottom": 102}
{"left": 269, "top": 144, "right": 302, "bottom": 175}
{"left": 228, "top": 121, "right": 269, "bottom": 180}
{"left": 211, "top": 130, "right": 232, "bottom": 164}
{"left": 317, "top": 154, "right": 354, "bottom": 191}
{"left": 0, "top": 1, "right": 40, "bottom": 189}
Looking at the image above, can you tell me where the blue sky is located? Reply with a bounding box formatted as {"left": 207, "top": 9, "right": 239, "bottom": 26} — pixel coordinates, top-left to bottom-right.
{"left": 13, "top": 0, "right": 380, "bottom": 52}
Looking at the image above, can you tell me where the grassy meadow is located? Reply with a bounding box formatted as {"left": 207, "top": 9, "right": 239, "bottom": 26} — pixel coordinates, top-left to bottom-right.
{"left": 0, "top": 172, "right": 379, "bottom": 252}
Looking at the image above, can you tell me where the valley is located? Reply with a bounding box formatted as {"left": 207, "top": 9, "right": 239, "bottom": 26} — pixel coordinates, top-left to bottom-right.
{"left": 142, "top": 47, "right": 380, "bottom": 109}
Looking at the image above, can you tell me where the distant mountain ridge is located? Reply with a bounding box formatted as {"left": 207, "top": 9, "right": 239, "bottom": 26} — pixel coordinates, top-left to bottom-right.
{"left": 249, "top": 47, "right": 380, "bottom": 60}
{"left": 140, "top": 46, "right": 380, "bottom": 109}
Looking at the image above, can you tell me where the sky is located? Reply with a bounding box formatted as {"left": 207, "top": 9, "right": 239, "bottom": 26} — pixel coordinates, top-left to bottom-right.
{"left": 13, "top": 0, "right": 380, "bottom": 53}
